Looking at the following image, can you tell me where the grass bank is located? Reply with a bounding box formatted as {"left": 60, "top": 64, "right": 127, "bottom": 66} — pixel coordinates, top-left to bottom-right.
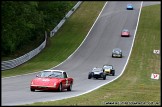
{"left": 26, "top": 4, "right": 160, "bottom": 106}
{"left": 2, "top": 1, "right": 106, "bottom": 77}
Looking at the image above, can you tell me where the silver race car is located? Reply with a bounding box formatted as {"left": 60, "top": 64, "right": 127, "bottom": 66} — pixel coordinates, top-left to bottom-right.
{"left": 88, "top": 67, "right": 106, "bottom": 80}
{"left": 112, "top": 48, "right": 122, "bottom": 58}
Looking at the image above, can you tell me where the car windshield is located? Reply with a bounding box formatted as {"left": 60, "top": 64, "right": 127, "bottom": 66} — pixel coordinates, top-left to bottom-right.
{"left": 39, "top": 71, "right": 63, "bottom": 78}
{"left": 103, "top": 66, "right": 113, "bottom": 69}
{"left": 127, "top": 4, "right": 132, "bottom": 6}
{"left": 113, "top": 48, "right": 121, "bottom": 52}
{"left": 93, "top": 68, "right": 102, "bottom": 71}
{"left": 123, "top": 29, "right": 128, "bottom": 32}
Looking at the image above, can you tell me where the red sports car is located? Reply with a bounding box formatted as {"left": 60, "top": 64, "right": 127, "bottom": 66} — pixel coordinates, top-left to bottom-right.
{"left": 30, "top": 70, "right": 73, "bottom": 92}
{"left": 121, "top": 29, "right": 130, "bottom": 37}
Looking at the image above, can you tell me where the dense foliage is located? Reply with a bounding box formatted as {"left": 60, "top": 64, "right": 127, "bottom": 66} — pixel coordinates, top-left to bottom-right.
{"left": 1, "top": 1, "right": 76, "bottom": 58}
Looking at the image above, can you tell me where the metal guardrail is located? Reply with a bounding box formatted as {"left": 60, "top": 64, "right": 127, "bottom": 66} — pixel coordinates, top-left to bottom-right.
{"left": 1, "top": 34, "right": 47, "bottom": 71}
{"left": 50, "top": 1, "right": 82, "bottom": 37}
{"left": 1, "top": 1, "right": 82, "bottom": 71}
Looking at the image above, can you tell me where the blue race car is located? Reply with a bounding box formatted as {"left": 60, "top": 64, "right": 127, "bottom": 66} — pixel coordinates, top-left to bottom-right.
{"left": 127, "top": 4, "right": 133, "bottom": 10}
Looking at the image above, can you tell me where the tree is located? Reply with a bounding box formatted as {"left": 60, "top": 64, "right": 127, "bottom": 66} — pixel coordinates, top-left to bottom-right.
{"left": 1, "top": 1, "right": 76, "bottom": 58}
{"left": 2, "top": 1, "right": 45, "bottom": 56}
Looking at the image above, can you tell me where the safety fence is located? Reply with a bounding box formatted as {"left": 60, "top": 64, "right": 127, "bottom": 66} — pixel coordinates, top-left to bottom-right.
{"left": 1, "top": 1, "right": 82, "bottom": 71}
{"left": 1, "top": 35, "right": 47, "bottom": 71}
{"left": 50, "top": 1, "right": 82, "bottom": 37}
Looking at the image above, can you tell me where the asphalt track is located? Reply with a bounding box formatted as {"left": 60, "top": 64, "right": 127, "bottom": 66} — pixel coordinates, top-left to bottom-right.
{"left": 2, "top": 1, "right": 160, "bottom": 106}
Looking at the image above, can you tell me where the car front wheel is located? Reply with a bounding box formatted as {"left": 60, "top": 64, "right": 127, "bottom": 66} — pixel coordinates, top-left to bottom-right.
{"left": 67, "top": 83, "right": 72, "bottom": 91}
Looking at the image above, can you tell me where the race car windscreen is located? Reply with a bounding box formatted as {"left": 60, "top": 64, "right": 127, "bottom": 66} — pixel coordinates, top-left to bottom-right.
{"left": 103, "top": 66, "right": 112, "bottom": 69}
{"left": 40, "top": 71, "right": 62, "bottom": 78}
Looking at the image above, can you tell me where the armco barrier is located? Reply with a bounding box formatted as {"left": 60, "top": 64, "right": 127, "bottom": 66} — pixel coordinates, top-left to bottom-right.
{"left": 50, "top": 1, "right": 82, "bottom": 37}
{"left": 1, "top": 35, "right": 47, "bottom": 71}
{"left": 1, "top": 1, "right": 82, "bottom": 71}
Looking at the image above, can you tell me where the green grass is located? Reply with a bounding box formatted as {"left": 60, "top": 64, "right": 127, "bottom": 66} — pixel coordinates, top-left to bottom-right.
{"left": 2, "top": 1, "right": 106, "bottom": 77}
{"left": 25, "top": 4, "right": 160, "bottom": 106}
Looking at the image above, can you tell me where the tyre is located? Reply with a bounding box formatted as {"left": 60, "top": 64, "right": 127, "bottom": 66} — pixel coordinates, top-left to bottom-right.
{"left": 112, "top": 54, "right": 114, "bottom": 58}
{"left": 58, "top": 83, "right": 62, "bottom": 92}
{"left": 30, "top": 88, "right": 35, "bottom": 92}
{"left": 120, "top": 54, "right": 122, "bottom": 58}
{"left": 112, "top": 70, "right": 115, "bottom": 76}
{"left": 88, "top": 73, "right": 92, "bottom": 79}
{"left": 103, "top": 74, "right": 106, "bottom": 80}
{"left": 67, "top": 83, "right": 72, "bottom": 91}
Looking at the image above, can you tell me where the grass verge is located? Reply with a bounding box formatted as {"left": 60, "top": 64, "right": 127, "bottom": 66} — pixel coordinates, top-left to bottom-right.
{"left": 25, "top": 4, "right": 160, "bottom": 106}
{"left": 2, "top": 1, "right": 106, "bottom": 77}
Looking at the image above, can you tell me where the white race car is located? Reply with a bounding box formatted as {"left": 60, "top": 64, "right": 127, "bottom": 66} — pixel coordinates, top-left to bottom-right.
{"left": 88, "top": 67, "right": 106, "bottom": 80}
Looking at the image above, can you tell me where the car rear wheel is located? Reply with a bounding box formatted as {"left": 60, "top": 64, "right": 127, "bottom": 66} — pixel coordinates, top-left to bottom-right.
{"left": 67, "top": 83, "right": 72, "bottom": 91}
{"left": 103, "top": 74, "right": 106, "bottom": 80}
{"left": 88, "top": 72, "right": 92, "bottom": 79}
{"left": 112, "top": 70, "right": 115, "bottom": 76}
{"left": 120, "top": 55, "right": 122, "bottom": 58}
{"left": 58, "top": 83, "right": 62, "bottom": 92}
{"left": 112, "top": 54, "right": 114, "bottom": 58}
{"left": 30, "top": 88, "right": 35, "bottom": 92}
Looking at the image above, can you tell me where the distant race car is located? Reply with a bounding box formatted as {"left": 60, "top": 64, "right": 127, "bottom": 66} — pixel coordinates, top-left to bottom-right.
{"left": 88, "top": 67, "right": 106, "bottom": 80}
{"left": 121, "top": 29, "right": 130, "bottom": 37}
{"left": 127, "top": 4, "right": 133, "bottom": 10}
{"left": 30, "top": 70, "right": 73, "bottom": 92}
{"left": 103, "top": 64, "right": 115, "bottom": 76}
{"left": 112, "top": 48, "right": 122, "bottom": 58}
